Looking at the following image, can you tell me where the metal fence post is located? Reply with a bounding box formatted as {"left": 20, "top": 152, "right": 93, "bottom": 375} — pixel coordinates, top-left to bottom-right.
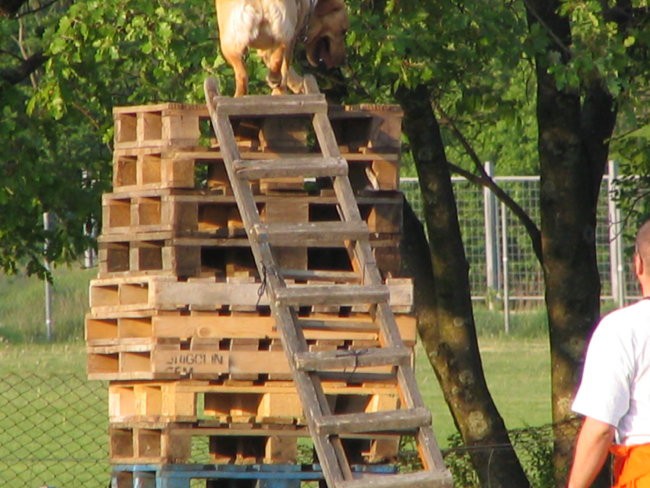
{"left": 500, "top": 202, "right": 510, "bottom": 333}
{"left": 483, "top": 162, "right": 500, "bottom": 310}
{"left": 43, "top": 211, "right": 53, "bottom": 341}
{"left": 607, "top": 160, "right": 625, "bottom": 307}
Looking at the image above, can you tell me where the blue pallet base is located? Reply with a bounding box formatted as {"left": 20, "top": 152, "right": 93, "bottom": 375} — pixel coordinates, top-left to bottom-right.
{"left": 111, "top": 463, "right": 397, "bottom": 488}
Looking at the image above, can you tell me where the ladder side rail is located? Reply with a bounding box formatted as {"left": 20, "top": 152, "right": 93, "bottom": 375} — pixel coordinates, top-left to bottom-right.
{"left": 274, "top": 305, "right": 352, "bottom": 485}
{"left": 310, "top": 110, "right": 381, "bottom": 281}
{"left": 251, "top": 220, "right": 353, "bottom": 487}
{"left": 307, "top": 89, "right": 450, "bottom": 478}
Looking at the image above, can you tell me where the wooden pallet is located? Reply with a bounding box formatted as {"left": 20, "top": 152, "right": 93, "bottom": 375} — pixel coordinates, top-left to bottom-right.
{"left": 112, "top": 146, "right": 400, "bottom": 194}
{"left": 108, "top": 380, "right": 401, "bottom": 423}
{"left": 109, "top": 420, "right": 402, "bottom": 465}
{"left": 97, "top": 233, "right": 401, "bottom": 280}
{"left": 86, "top": 309, "right": 416, "bottom": 344}
{"left": 204, "top": 76, "right": 452, "bottom": 488}
{"left": 87, "top": 336, "right": 409, "bottom": 381}
{"left": 87, "top": 276, "right": 413, "bottom": 315}
{"left": 101, "top": 189, "right": 403, "bottom": 237}
{"left": 108, "top": 380, "right": 403, "bottom": 463}
{"left": 112, "top": 101, "right": 402, "bottom": 193}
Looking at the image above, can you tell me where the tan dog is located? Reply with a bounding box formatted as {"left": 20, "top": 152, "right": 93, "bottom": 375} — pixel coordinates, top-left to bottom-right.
{"left": 215, "top": 0, "right": 348, "bottom": 96}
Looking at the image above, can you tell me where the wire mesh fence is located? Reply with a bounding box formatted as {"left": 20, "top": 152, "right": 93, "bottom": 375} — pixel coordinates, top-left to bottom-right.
{"left": 0, "top": 373, "right": 109, "bottom": 487}
{"left": 0, "top": 372, "right": 563, "bottom": 487}
{"left": 401, "top": 165, "right": 641, "bottom": 308}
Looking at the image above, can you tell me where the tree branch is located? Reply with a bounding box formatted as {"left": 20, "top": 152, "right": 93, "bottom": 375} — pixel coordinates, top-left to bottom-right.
{"left": 0, "top": 0, "right": 27, "bottom": 16}
{"left": 433, "top": 99, "right": 543, "bottom": 262}
{"left": 0, "top": 50, "right": 47, "bottom": 85}
{"left": 522, "top": 0, "right": 572, "bottom": 58}
{"left": 15, "top": 0, "right": 59, "bottom": 17}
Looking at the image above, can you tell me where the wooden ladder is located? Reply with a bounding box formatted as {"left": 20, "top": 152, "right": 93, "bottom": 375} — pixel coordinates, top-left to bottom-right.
{"left": 203, "top": 76, "right": 453, "bottom": 488}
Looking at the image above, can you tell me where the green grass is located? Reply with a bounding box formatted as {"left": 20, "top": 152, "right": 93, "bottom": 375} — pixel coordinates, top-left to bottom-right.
{"left": 0, "top": 265, "right": 553, "bottom": 485}
{"left": 416, "top": 337, "right": 551, "bottom": 447}
{"left": 0, "top": 265, "right": 96, "bottom": 343}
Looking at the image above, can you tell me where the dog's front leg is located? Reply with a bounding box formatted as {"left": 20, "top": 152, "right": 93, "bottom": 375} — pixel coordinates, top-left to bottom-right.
{"left": 263, "top": 45, "right": 288, "bottom": 95}
{"left": 286, "top": 66, "right": 305, "bottom": 94}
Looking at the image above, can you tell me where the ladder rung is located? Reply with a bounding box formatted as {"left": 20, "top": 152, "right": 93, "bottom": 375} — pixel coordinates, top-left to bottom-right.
{"left": 316, "top": 407, "right": 431, "bottom": 436}
{"left": 233, "top": 156, "right": 348, "bottom": 180}
{"left": 213, "top": 94, "right": 327, "bottom": 116}
{"left": 338, "top": 470, "right": 453, "bottom": 488}
{"left": 280, "top": 269, "right": 359, "bottom": 283}
{"left": 253, "top": 221, "right": 369, "bottom": 246}
{"left": 275, "top": 284, "right": 388, "bottom": 306}
{"left": 295, "top": 346, "right": 411, "bottom": 371}
{"left": 297, "top": 319, "right": 376, "bottom": 332}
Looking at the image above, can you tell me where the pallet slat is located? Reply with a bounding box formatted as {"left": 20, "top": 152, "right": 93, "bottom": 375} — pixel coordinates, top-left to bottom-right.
{"left": 234, "top": 156, "right": 348, "bottom": 179}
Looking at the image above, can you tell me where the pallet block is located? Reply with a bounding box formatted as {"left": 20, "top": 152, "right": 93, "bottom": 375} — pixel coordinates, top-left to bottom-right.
{"left": 110, "top": 421, "right": 193, "bottom": 464}
{"left": 113, "top": 104, "right": 207, "bottom": 150}
{"left": 328, "top": 104, "right": 403, "bottom": 152}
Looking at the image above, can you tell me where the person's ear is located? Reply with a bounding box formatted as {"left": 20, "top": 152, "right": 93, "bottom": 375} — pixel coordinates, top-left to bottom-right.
{"left": 635, "top": 251, "right": 644, "bottom": 277}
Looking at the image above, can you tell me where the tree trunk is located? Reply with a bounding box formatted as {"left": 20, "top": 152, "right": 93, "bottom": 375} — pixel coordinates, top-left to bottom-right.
{"left": 524, "top": 1, "right": 617, "bottom": 485}
{"left": 397, "top": 84, "right": 530, "bottom": 487}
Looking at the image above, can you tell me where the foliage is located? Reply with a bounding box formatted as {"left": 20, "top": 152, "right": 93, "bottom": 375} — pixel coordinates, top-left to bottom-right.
{"left": 0, "top": 1, "right": 104, "bottom": 277}
{"left": 441, "top": 426, "right": 554, "bottom": 488}
{"left": 343, "top": 0, "right": 538, "bottom": 174}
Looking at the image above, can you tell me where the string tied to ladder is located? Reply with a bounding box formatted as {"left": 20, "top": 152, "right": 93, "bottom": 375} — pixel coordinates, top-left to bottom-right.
{"left": 256, "top": 264, "right": 268, "bottom": 307}
{"left": 336, "top": 348, "right": 365, "bottom": 382}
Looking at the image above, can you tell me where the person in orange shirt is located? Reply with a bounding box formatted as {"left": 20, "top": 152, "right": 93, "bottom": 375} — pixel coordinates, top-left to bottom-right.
{"left": 568, "top": 219, "right": 650, "bottom": 488}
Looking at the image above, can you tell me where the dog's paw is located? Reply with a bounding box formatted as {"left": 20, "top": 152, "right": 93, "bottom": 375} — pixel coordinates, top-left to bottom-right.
{"left": 271, "top": 86, "right": 288, "bottom": 95}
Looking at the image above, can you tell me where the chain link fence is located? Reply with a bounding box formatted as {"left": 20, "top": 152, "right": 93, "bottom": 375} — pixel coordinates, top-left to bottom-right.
{"left": 0, "top": 373, "right": 108, "bottom": 487}
{"left": 0, "top": 372, "right": 563, "bottom": 487}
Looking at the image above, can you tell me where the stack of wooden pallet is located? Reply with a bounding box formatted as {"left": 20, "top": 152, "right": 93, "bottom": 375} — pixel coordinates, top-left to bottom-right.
{"left": 85, "top": 101, "right": 416, "bottom": 475}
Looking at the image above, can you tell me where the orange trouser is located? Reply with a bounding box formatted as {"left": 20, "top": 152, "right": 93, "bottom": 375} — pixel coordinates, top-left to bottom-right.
{"left": 611, "top": 444, "right": 650, "bottom": 487}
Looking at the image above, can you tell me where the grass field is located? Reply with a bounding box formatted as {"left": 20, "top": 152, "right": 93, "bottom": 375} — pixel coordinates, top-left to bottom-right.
{"left": 0, "top": 266, "right": 552, "bottom": 485}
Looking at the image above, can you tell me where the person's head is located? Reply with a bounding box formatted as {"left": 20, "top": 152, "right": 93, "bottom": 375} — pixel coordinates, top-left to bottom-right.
{"left": 634, "top": 219, "right": 650, "bottom": 293}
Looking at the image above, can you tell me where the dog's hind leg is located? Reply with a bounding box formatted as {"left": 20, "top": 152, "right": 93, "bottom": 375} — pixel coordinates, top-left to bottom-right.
{"left": 222, "top": 46, "right": 248, "bottom": 97}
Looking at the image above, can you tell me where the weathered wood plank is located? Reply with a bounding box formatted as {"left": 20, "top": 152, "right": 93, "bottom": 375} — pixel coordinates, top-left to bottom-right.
{"left": 214, "top": 94, "right": 326, "bottom": 116}
{"left": 315, "top": 407, "right": 431, "bottom": 436}
{"left": 234, "top": 156, "right": 348, "bottom": 179}
{"left": 253, "top": 221, "right": 369, "bottom": 246}
{"left": 295, "top": 346, "right": 411, "bottom": 371}
{"left": 275, "top": 284, "right": 389, "bottom": 306}
{"left": 339, "top": 471, "right": 453, "bottom": 488}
